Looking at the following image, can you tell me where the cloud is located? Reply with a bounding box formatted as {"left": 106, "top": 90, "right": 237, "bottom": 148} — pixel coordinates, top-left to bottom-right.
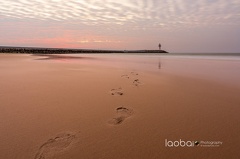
{"left": 0, "top": 0, "right": 239, "bottom": 29}
{"left": 1, "top": 0, "right": 240, "bottom": 52}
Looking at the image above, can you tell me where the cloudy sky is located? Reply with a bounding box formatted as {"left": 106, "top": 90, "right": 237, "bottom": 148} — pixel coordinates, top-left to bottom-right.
{"left": 0, "top": 0, "right": 240, "bottom": 52}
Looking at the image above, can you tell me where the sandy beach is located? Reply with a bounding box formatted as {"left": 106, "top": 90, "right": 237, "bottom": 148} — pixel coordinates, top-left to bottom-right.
{"left": 0, "top": 53, "right": 240, "bottom": 159}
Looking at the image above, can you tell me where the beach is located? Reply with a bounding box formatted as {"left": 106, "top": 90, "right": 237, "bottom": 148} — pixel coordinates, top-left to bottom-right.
{"left": 0, "top": 53, "right": 240, "bottom": 159}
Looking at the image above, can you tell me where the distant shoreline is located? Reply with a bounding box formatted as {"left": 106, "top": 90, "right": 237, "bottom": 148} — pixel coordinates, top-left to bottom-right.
{"left": 0, "top": 46, "right": 168, "bottom": 54}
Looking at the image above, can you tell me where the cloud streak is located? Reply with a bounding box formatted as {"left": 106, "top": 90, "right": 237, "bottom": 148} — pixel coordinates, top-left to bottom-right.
{"left": 1, "top": 0, "right": 240, "bottom": 28}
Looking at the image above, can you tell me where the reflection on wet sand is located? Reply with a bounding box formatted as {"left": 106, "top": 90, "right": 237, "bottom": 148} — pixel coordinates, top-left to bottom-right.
{"left": 32, "top": 54, "right": 97, "bottom": 61}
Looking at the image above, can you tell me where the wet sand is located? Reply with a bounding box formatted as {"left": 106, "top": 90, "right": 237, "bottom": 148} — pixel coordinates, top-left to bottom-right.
{"left": 0, "top": 53, "right": 239, "bottom": 159}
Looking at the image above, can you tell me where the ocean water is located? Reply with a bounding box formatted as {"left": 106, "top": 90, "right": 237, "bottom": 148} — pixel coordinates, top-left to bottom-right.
{"left": 74, "top": 53, "right": 240, "bottom": 88}
{"left": 31, "top": 53, "right": 240, "bottom": 88}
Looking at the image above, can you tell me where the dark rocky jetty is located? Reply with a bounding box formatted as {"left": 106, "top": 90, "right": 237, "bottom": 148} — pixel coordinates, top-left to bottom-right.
{"left": 0, "top": 46, "right": 168, "bottom": 54}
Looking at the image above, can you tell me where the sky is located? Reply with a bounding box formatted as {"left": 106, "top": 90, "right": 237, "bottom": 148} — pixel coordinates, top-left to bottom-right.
{"left": 0, "top": 0, "right": 240, "bottom": 53}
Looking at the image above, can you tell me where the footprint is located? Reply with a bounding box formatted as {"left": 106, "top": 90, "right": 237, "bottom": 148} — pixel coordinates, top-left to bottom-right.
{"left": 131, "top": 72, "right": 139, "bottom": 76}
{"left": 108, "top": 107, "right": 133, "bottom": 125}
{"left": 133, "top": 79, "right": 142, "bottom": 87}
{"left": 121, "top": 75, "right": 130, "bottom": 79}
{"left": 34, "top": 132, "right": 79, "bottom": 159}
{"left": 110, "top": 87, "right": 123, "bottom": 96}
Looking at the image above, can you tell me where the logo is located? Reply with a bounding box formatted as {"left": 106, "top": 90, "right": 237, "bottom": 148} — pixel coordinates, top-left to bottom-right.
{"left": 194, "top": 141, "right": 200, "bottom": 146}
{"left": 165, "top": 139, "right": 223, "bottom": 147}
{"left": 165, "top": 139, "right": 195, "bottom": 147}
